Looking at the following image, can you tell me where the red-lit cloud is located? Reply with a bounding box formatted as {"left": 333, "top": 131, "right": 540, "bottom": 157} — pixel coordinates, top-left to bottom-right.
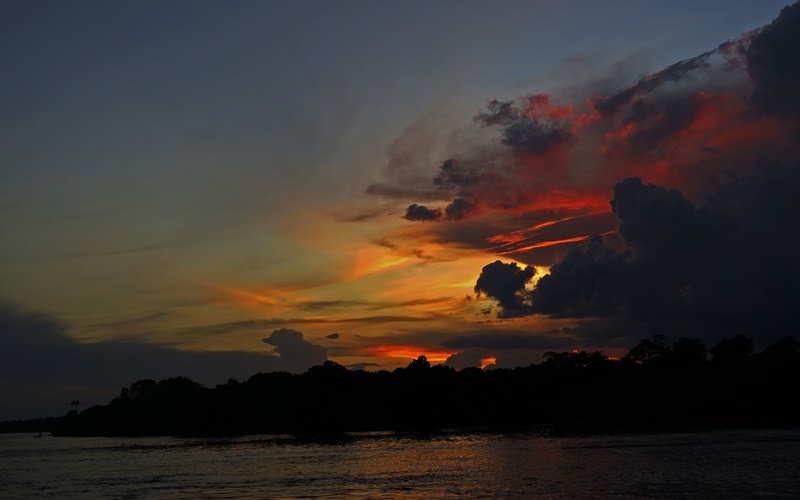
{"left": 373, "top": 6, "right": 800, "bottom": 271}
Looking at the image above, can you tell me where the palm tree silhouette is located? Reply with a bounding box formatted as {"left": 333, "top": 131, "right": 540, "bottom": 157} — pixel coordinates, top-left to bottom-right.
{"left": 69, "top": 400, "right": 81, "bottom": 415}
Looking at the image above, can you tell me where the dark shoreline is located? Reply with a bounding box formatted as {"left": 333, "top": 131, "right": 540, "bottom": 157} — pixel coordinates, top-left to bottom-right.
{"left": 5, "top": 335, "right": 798, "bottom": 439}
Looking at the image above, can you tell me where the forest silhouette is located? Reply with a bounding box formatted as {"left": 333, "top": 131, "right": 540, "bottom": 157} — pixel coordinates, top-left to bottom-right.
{"left": 3, "top": 334, "right": 798, "bottom": 437}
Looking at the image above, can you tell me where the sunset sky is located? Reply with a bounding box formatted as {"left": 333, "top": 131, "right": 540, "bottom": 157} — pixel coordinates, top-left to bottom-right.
{"left": 2, "top": 0, "right": 799, "bottom": 420}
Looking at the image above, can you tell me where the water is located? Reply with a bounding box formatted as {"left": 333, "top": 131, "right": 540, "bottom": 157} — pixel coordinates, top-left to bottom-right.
{"left": 2, "top": 428, "right": 799, "bottom": 499}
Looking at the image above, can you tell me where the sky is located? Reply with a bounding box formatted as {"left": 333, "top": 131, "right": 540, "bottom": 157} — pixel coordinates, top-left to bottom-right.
{"left": 1, "top": 0, "right": 798, "bottom": 420}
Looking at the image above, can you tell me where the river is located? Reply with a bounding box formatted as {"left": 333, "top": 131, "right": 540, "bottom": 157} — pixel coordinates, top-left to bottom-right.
{"left": 2, "top": 428, "right": 799, "bottom": 498}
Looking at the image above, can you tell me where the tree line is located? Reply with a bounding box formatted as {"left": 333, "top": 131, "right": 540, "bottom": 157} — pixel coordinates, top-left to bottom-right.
{"left": 4, "top": 334, "right": 798, "bottom": 436}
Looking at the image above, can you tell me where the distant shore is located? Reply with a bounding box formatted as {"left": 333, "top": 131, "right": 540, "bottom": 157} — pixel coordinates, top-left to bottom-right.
{"left": 3, "top": 334, "right": 797, "bottom": 438}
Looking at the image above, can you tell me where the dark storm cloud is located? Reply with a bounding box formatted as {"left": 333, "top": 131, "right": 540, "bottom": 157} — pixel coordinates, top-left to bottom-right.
{"left": 377, "top": 4, "right": 800, "bottom": 251}
{"left": 473, "top": 260, "right": 536, "bottom": 317}
{"left": 529, "top": 234, "right": 629, "bottom": 318}
{"left": 500, "top": 118, "right": 572, "bottom": 153}
{"left": 262, "top": 328, "right": 328, "bottom": 373}
{"left": 444, "top": 196, "right": 480, "bottom": 221}
{"left": 433, "top": 159, "right": 485, "bottom": 189}
{"left": 403, "top": 195, "right": 483, "bottom": 222}
{"left": 592, "top": 44, "right": 729, "bottom": 118}
{"left": 616, "top": 93, "right": 705, "bottom": 154}
{"left": 475, "top": 94, "right": 573, "bottom": 154}
{"left": 746, "top": 2, "right": 800, "bottom": 117}
{"left": 372, "top": 4, "right": 800, "bottom": 350}
{"left": 610, "top": 178, "right": 697, "bottom": 257}
{"left": 403, "top": 203, "right": 443, "bottom": 221}
{"left": 477, "top": 163, "right": 800, "bottom": 344}
{"left": 473, "top": 98, "right": 519, "bottom": 126}
{"left": 0, "top": 301, "right": 283, "bottom": 420}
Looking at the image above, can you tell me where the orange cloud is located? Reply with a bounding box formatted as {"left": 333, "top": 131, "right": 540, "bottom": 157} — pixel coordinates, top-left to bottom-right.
{"left": 350, "top": 247, "right": 412, "bottom": 279}
{"left": 363, "top": 345, "right": 456, "bottom": 364}
{"left": 215, "top": 285, "right": 294, "bottom": 308}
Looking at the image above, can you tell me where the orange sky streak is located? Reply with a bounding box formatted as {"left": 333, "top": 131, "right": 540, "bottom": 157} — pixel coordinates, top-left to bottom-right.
{"left": 496, "top": 230, "right": 617, "bottom": 255}
{"left": 486, "top": 212, "right": 608, "bottom": 249}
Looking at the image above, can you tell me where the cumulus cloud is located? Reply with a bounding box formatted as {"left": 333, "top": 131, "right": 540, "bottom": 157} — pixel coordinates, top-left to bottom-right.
{"left": 433, "top": 159, "right": 486, "bottom": 189}
{"left": 474, "top": 163, "right": 800, "bottom": 344}
{"left": 370, "top": 4, "right": 800, "bottom": 266}
{"left": 474, "top": 260, "right": 536, "bottom": 317}
{"left": 475, "top": 94, "right": 574, "bottom": 153}
{"left": 262, "top": 328, "right": 328, "bottom": 373}
{"left": 444, "top": 196, "right": 480, "bottom": 221}
{"left": 746, "top": 3, "right": 800, "bottom": 117}
{"left": 403, "top": 203, "right": 443, "bottom": 221}
{"left": 529, "top": 234, "right": 629, "bottom": 318}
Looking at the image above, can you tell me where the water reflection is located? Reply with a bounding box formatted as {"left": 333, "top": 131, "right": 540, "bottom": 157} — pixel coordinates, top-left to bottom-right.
{"left": 2, "top": 428, "right": 799, "bottom": 498}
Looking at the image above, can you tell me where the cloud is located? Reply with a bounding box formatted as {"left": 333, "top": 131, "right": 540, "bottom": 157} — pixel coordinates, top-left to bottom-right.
{"left": 262, "top": 328, "right": 328, "bottom": 373}
{"left": 444, "top": 195, "right": 480, "bottom": 221}
{"left": 0, "top": 300, "right": 282, "bottom": 421}
{"left": 746, "top": 3, "right": 800, "bottom": 117}
{"left": 433, "top": 159, "right": 486, "bottom": 189}
{"left": 403, "top": 203, "right": 443, "bottom": 221}
{"left": 475, "top": 94, "right": 574, "bottom": 154}
{"left": 444, "top": 350, "right": 487, "bottom": 371}
{"left": 474, "top": 163, "right": 800, "bottom": 345}
{"left": 370, "top": 5, "right": 800, "bottom": 262}
{"left": 403, "top": 194, "right": 481, "bottom": 223}
{"left": 529, "top": 234, "right": 629, "bottom": 318}
{"left": 473, "top": 260, "right": 536, "bottom": 317}
{"left": 592, "top": 46, "right": 719, "bottom": 118}
{"left": 326, "top": 332, "right": 340, "bottom": 339}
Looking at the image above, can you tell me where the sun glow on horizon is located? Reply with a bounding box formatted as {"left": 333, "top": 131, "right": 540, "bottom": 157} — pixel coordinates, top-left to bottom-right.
{"left": 363, "top": 345, "right": 455, "bottom": 364}
{"left": 480, "top": 356, "right": 497, "bottom": 369}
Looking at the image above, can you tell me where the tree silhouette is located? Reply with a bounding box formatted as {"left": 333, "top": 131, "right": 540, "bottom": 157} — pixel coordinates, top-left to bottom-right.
{"left": 711, "top": 335, "right": 754, "bottom": 364}
{"left": 48, "top": 334, "right": 800, "bottom": 437}
{"left": 671, "top": 337, "right": 707, "bottom": 365}
{"left": 407, "top": 355, "right": 431, "bottom": 371}
{"left": 624, "top": 334, "right": 670, "bottom": 364}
